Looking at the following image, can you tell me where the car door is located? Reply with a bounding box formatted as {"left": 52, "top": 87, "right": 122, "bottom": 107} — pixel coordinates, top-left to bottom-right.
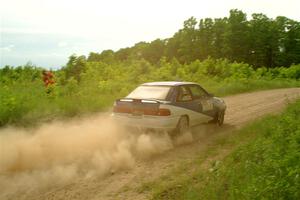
{"left": 174, "top": 85, "right": 199, "bottom": 126}
{"left": 173, "top": 85, "right": 210, "bottom": 126}
{"left": 187, "top": 84, "right": 215, "bottom": 122}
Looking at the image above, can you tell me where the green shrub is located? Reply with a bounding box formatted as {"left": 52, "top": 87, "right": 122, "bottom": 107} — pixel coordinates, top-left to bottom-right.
{"left": 0, "top": 60, "right": 299, "bottom": 126}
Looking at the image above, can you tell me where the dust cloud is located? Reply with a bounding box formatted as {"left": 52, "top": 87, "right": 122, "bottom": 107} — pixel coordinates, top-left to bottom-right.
{"left": 0, "top": 114, "right": 193, "bottom": 199}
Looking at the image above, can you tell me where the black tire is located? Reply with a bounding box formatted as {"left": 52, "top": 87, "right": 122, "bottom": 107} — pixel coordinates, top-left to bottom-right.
{"left": 214, "top": 110, "right": 224, "bottom": 126}
{"left": 176, "top": 116, "right": 189, "bottom": 135}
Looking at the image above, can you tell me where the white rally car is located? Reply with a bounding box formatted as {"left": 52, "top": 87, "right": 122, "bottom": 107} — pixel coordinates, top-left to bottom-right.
{"left": 112, "top": 82, "right": 226, "bottom": 134}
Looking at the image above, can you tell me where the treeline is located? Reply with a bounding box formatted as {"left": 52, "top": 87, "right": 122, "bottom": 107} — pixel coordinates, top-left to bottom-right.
{"left": 86, "top": 9, "right": 300, "bottom": 68}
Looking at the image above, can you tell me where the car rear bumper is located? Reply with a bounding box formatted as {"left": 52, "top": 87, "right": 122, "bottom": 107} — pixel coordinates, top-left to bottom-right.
{"left": 111, "top": 113, "right": 179, "bottom": 131}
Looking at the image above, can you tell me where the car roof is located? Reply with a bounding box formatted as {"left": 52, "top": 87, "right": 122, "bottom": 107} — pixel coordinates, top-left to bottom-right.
{"left": 142, "top": 81, "right": 197, "bottom": 86}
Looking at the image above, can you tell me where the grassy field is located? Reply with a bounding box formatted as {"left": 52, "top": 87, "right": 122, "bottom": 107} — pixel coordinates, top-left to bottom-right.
{"left": 138, "top": 99, "right": 300, "bottom": 200}
{"left": 1, "top": 59, "right": 300, "bottom": 127}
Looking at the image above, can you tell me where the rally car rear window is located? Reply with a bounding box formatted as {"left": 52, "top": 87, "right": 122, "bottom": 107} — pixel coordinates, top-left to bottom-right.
{"left": 126, "top": 86, "right": 171, "bottom": 100}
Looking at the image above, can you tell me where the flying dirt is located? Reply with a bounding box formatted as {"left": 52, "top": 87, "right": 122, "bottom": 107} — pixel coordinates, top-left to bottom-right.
{"left": 0, "top": 115, "right": 182, "bottom": 199}
{"left": 0, "top": 88, "right": 299, "bottom": 200}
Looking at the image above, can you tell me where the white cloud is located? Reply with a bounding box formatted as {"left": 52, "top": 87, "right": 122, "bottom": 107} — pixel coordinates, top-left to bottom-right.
{"left": 0, "top": 45, "right": 15, "bottom": 52}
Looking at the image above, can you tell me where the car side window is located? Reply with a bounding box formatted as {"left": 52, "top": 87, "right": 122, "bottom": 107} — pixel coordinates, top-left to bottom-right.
{"left": 188, "top": 85, "right": 208, "bottom": 99}
{"left": 177, "top": 86, "right": 193, "bottom": 102}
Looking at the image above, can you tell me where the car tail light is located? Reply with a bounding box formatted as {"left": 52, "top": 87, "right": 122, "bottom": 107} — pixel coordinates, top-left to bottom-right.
{"left": 158, "top": 108, "right": 171, "bottom": 116}
{"left": 113, "top": 105, "right": 132, "bottom": 113}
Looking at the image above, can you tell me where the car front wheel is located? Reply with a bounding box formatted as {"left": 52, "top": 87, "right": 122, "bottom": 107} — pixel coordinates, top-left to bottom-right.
{"left": 215, "top": 110, "right": 224, "bottom": 126}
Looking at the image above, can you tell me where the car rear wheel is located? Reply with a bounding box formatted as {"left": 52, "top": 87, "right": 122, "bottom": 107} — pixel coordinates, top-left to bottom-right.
{"left": 176, "top": 116, "right": 189, "bottom": 135}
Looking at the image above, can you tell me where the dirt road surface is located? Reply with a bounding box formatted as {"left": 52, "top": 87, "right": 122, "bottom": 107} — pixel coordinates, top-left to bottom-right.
{"left": 0, "top": 88, "right": 299, "bottom": 200}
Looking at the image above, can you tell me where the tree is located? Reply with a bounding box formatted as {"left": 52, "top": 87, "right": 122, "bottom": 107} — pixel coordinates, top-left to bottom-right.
{"left": 64, "top": 54, "right": 87, "bottom": 82}
{"left": 166, "top": 17, "right": 199, "bottom": 63}
{"left": 198, "top": 18, "right": 215, "bottom": 59}
{"left": 248, "top": 14, "right": 275, "bottom": 68}
{"left": 142, "top": 39, "right": 166, "bottom": 64}
{"left": 212, "top": 18, "right": 227, "bottom": 59}
{"left": 224, "top": 9, "right": 250, "bottom": 62}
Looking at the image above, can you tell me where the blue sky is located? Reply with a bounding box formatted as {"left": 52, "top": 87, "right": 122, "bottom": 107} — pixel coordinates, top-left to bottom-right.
{"left": 1, "top": 0, "right": 300, "bottom": 69}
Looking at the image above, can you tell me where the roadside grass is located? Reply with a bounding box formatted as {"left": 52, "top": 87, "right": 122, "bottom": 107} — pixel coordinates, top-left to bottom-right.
{"left": 206, "top": 79, "right": 300, "bottom": 97}
{"left": 1, "top": 79, "right": 299, "bottom": 127}
{"left": 137, "top": 99, "right": 300, "bottom": 200}
{"left": 1, "top": 60, "right": 300, "bottom": 127}
{"left": 0, "top": 82, "right": 117, "bottom": 127}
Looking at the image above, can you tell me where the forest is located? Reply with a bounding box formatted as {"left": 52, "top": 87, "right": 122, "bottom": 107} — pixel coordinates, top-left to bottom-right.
{"left": 0, "top": 9, "right": 300, "bottom": 126}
